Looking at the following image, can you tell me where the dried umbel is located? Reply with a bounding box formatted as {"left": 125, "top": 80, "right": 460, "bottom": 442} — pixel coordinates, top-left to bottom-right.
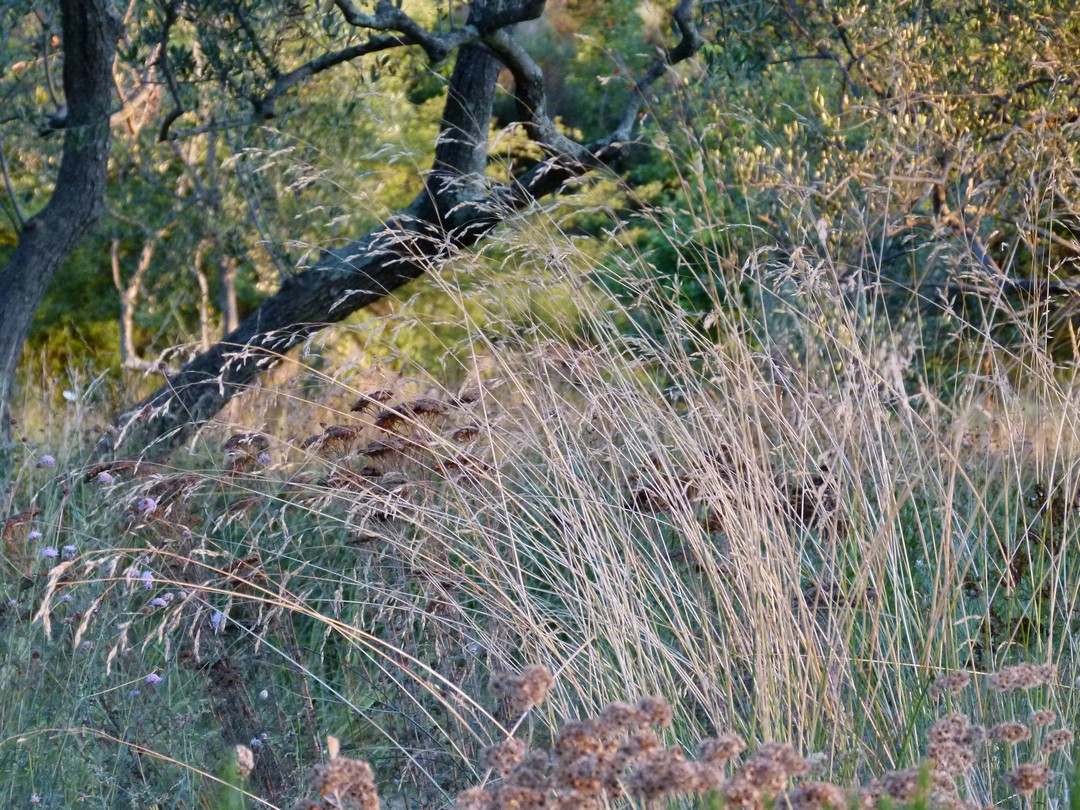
{"left": 1005, "top": 762, "right": 1051, "bottom": 794}
{"left": 493, "top": 665, "right": 555, "bottom": 712}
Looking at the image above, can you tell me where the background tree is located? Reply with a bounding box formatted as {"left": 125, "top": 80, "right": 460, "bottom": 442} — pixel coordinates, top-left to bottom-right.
{"left": 0, "top": 0, "right": 120, "bottom": 444}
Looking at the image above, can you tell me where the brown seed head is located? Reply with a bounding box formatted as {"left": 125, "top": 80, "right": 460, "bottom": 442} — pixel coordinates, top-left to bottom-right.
{"left": 1042, "top": 727, "right": 1074, "bottom": 754}
{"left": 481, "top": 738, "right": 527, "bottom": 775}
{"left": 311, "top": 756, "right": 379, "bottom": 810}
{"left": 698, "top": 733, "right": 747, "bottom": 767}
{"left": 1006, "top": 762, "right": 1050, "bottom": 794}
{"left": 990, "top": 722, "right": 1031, "bottom": 745}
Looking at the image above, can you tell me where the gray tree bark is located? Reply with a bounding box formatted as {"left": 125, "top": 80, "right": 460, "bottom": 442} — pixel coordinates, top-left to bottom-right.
{"left": 0, "top": 0, "right": 120, "bottom": 444}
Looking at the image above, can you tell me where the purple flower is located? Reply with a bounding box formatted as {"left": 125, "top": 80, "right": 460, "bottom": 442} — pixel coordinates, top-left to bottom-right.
{"left": 136, "top": 496, "right": 157, "bottom": 513}
{"left": 145, "top": 673, "right": 162, "bottom": 685}
{"left": 27, "top": 530, "right": 42, "bottom": 542}
{"left": 150, "top": 597, "right": 168, "bottom": 608}
{"left": 127, "top": 689, "right": 141, "bottom": 698}
{"left": 62, "top": 544, "right": 77, "bottom": 558}
{"left": 259, "top": 731, "right": 268, "bottom": 741}
{"left": 140, "top": 570, "right": 154, "bottom": 589}
{"left": 59, "top": 594, "right": 74, "bottom": 603}
{"left": 41, "top": 547, "right": 59, "bottom": 559}
{"left": 210, "top": 611, "right": 225, "bottom": 631}
{"left": 80, "top": 641, "right": 91, "bottom": 650}
{"left": 162, "top": 592, "right": 175, "bottom": 602}
{"left": 125, "top": 566, "right": 141, "bottom": 580}
{"left": 38, "top": 454, "right": 57, "bottom": 468}
{"left": 250, "top": 737, "right": 262, "bottom": 747}
{"left": 31, "top": 793, "right": 41, "bottom": 804}
{"left": 96, "top": 471, "right": 115, "bottom": 485}
{"left": 257, "top": 451, "right": 272, "bottom": 465}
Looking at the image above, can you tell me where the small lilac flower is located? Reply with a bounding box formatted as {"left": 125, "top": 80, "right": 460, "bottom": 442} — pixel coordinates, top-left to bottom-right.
{"left": 6, "top": 599, "right": 17, "bottom": 607}
{"left": 30, "top": 794, "right": 41, "bottom": 804}
{"left": 210, "top": 610, "right": 225, "bottom": 631}
{"left": 59, "top": 594, "right": 74, "bottom": 603}
{"left": 38, "top": 454, "right": 56, "bottom": 468}
{"left": 62, "top": 544, "right": 77, "bottom": 558}
{"left": 162, "top": 592, "right": 175, "bottom": 602}
{"left": 96, "top": 471, "right": 115, "bottom": 485}
{"left": 125, "top": 566, "right": 141, "bottom": 580}
{"left": 140, "top": 570, "right": 154, "bottom": 589}
{"left": 259, "top": 731, "right": 268, "bottom": 741}
{"left": 80, "top": 641, "right": 91, "bottom": 650}
{"left": 42, "top": 547, "right": 59, "bottom": 559}
{"left": 150, "top": 597, "right": 168, "bottom": 608}
{"left": 136, "top": 496, "right": 157, "bottom": 513}
{"left": 250, "top": 737, "right": 262, "bottom": 747}
{"left": 27, "top": 530, "right": 42, "bottom": 542}
{"left": 257, "top": 451, "right": 272, "bottom": 465}
{"left": 145, "top": 673, "right": 162, "bottom": 685}
{"left": 127, "top": 689, "right": 141, "bottom": 698}
{"left": 259, "top": 689, "right": 269, "bottom": 700}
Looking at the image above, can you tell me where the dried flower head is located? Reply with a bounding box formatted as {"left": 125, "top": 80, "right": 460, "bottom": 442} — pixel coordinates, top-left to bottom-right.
{"left": 235, "top": 744, "right": 255, "bottom": 779}
{"left": 1006, "top": 762, "right": 1050, "bottom": 794}
{"left": 351, "top": 389, "right": 395, "bottom": 413}
{"left": 312, "top": 756, "right": 379, "bottom": 810}
{"left": 720, "top": 778, "right": 764, "bottom": 809}
{"left": 1030, "top": 709, "right": 1057, "bottom": 726}
{"left": 776, "top": 781, "right": 849, "bottom": 809}
{"left": 635, "top": 696, "right": 673, "bottom": 727}
{"left": 929, "top": 671, "right": 972, "bottom": 700}
{"left": 698, "top": 733, "right": 746, "bottom": 767}
{"left": 990, "top": 722, "right": 1031, "bottom": 745}
{"left": 454, "top": 787, "right": 492, "bottom": 810}
{"left": 926, "top": 740, "right": 975, "bottom": 775}
{"left": 927, "top": 713, "right": 970, "bottom": 744}
{"left": 481, "top": 738, "right": 527, "bottom": 775}
{"left": 987, "top": 662, "right": 1054, "bottom": 692}
{"left": 493, "top": 665, "right": 555, "bottom": 712}
{"left": 755, "top": 742, "right": 808, "bottom": 777}
{"left": 1042, "top": 727, "right": 1074, "bottom": 754}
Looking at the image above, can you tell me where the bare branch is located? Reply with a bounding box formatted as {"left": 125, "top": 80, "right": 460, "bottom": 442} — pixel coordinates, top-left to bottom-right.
{"left": 334, "top": 0, "right": 478, "bottom": 63}
{"left": 253, "top": 34, "right": 406, "bottom": 119}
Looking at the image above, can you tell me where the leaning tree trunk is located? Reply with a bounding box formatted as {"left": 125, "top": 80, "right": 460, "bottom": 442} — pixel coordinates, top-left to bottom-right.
{"left": 113, "top": 43, "right": 513, "bottom": 452}
{"left": 111, "top": 0, "right": 702, "bottom": 454}
{"left": 0, "top": 0, "right": 120, "bottom": 445}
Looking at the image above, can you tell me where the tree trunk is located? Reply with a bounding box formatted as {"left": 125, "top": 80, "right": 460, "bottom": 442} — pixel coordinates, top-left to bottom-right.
{"left": 0, "top": 0, "right": 120, "bottom": 444}
{"left": 114, "top": 44, "right": 508, "bottom": 451}
{"left": 114, "top": 37, "right": 630, "bottom": 453}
